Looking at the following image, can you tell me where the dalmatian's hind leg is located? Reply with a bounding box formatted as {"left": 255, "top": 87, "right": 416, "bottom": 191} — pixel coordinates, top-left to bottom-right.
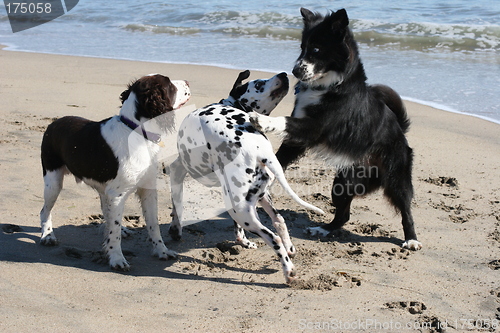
{"left": 230, "top": 207, "right": 296, "bottom": 283}
{"left": 233, "top": 220, "right": 257, "bottom": 249}
{"left": 259, "top": 193, "right": 296, "bottom": 258}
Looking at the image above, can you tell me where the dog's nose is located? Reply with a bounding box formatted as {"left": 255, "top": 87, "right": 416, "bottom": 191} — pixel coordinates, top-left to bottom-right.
{"left": 276, "top": 72, "right": 289, "bottom": 89}
{"left": 277, "top": 72, "right": 288, "bottom": 82}
{"left": 292, "top": 65, "right": 303, "bottom": 79}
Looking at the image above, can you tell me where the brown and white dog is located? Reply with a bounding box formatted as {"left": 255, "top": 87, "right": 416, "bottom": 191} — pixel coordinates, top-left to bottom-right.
{"left": 39, "top": 74, "right": 190, "bottom": 270}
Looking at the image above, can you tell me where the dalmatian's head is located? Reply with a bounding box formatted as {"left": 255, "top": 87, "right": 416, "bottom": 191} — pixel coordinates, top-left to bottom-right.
{"left": 221, "top": 70, "right": 289, "bottom": 115}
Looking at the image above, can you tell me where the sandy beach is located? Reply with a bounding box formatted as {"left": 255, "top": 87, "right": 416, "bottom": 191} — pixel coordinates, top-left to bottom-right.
{"left": 0, "top": 47, "right": 499, "bottom": 332}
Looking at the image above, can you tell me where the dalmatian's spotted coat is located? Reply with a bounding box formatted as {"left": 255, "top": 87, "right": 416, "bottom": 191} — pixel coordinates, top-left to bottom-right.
{"left": 168, "top": 71, "right": 324, "bottom": 283}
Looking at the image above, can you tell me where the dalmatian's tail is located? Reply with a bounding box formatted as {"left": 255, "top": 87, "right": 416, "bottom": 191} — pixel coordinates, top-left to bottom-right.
{"left": 262, "top": 155, "right": 325, "bottom": 215}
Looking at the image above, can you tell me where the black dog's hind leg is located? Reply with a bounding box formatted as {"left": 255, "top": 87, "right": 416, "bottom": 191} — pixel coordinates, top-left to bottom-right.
{"left": 383, "top": 146, "right": 422, "bottom": 250}
{"left": 276, "top": 143, "right": 307, "bottom": 170}
{"left": 327, "top": 175, "right": 355, "bottom": 230}
{"left": 307, "top": 166, "right": 381, "bottom": 237}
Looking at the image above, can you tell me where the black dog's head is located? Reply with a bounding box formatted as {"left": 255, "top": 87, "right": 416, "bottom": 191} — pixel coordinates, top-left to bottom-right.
{"left": 292, "top": 8, "right": 360, "bottom": 86}
{"left": 120, "top": 74, "right": 191, "bottom": 120}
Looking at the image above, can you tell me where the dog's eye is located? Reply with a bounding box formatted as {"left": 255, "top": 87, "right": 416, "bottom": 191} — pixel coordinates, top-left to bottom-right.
{"left": 254, "top": 81, "right": 264, "bottom": 91}
{"left": 312, "top": 47, "right": 320, "bottom": 53}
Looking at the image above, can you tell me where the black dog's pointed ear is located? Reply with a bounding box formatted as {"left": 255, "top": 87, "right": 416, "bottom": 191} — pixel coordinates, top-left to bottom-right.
{"left": 300, "top": 7, "right": 323, "bottom": 29}
{"left": 232, "top": 70, "right": 251, "bottom": 91}
{"left": 331, "top": 8, "right": 349, "bottom": 29}
{"left": 300, "top": 8, "right": 317, "bottom": 22}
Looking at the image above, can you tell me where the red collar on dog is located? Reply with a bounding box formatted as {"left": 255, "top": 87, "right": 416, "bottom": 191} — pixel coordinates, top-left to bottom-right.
{"left": 119, "top": 115, "right": 161, "bottom": 144}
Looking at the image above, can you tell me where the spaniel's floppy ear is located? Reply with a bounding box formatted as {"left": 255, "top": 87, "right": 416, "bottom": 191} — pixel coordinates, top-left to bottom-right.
{"left": 123, "top": 75, "right": 176, "bottom": 119}
{"left": 137, "top": 75, "right": 176, "bottom": 119}
{"left": 120, "top": 84, "right": 133, "bottom": 104}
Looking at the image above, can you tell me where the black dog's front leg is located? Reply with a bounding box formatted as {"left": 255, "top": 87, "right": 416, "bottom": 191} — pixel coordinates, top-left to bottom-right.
{"left": 250, "top": 112, "right": 322, "bottom": 170}
{"left": 251, "top": 113, "right": 321, "bottom": 147}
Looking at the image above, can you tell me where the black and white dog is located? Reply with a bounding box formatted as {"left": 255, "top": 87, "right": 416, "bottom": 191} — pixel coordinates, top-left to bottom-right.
{"left": 40, "top": 74, "right": 191, "bottom": 270}
{"left": 168, "top": 70, "right": 324, "bottom": 283}
{"left": 251, "top": 8, "right": 422, "bottom": 251}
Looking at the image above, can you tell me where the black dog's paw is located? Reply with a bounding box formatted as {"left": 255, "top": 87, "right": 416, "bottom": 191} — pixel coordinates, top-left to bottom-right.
{"left": 249, "top": 112, "right": 286, "bottom": 134}
{"left": 305, "top": 226, "right": 330, "bottom": 237}
{"left": 249, "top": 112, "right": 264, "bottom": 132}
{"left": 402, "top": 239, "right": 423, "bottom": 251}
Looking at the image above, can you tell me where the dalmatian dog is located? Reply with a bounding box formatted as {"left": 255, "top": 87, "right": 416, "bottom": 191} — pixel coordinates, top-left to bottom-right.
{"left": 168, "top": 70, "right": 324, "bottom": 283}
{"left": 40, "top": 74, "right": 190, "bottom": 271}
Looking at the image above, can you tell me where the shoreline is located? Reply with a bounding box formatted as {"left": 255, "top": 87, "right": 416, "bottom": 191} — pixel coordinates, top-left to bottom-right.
{"left": 401, "top": 96, "right": 500, "bottom": 126}
{"left": 1, "top": 46, "right": 499, "bottom": 332}
{"left": 2, "top": 44, "right": 499, "bottom": 126}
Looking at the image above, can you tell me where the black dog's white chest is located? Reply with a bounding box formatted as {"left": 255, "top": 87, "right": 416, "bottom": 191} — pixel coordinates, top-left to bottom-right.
{"left": 292, "top": 87, "right": 325, "bottom": 119}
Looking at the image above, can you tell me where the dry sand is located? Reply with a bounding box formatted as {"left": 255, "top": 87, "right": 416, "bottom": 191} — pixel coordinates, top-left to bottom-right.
{"left": 0, "top": 47, "right": 499, "bottom": 332}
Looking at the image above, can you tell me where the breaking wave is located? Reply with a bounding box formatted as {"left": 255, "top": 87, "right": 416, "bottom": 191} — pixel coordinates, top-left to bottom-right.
{"left": 121, "top": 11, "right": 500, "bottom": 52}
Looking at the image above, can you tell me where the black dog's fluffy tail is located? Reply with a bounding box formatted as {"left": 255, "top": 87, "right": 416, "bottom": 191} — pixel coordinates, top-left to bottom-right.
{"left": 372, "top": 84, "right": 410, "bottom": 133}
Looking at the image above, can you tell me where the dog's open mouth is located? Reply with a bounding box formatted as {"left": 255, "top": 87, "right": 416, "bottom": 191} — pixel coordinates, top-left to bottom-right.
{"left": 177, "top": 100, "right": 188, "bottom": 109}
{"left": 270, "top": 73, "right": 290, "bottom": 99}
{"left": 271, "top": 87, "right": 284, "bottom": 99}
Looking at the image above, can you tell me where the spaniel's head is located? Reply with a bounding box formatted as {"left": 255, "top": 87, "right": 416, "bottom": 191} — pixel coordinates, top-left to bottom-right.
{"left": 120, "top": 74, "right": 191, "bottom": 120}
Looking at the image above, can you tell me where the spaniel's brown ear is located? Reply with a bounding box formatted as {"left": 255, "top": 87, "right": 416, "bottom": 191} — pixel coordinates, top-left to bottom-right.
{"left": 134, "top": 75, "right": 176, "bottom": 119}
{"left": 146, "top": 76, "right": 176, "bottom": 116}
{"left": 122, "top": 75, "right": 177, "bottom": 119}
{"left": 120, "top": 83, "right": 134, "bottom": 104}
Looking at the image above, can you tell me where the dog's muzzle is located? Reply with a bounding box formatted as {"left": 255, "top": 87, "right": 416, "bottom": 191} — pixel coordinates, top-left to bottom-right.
{"left": 292, "top": 61, "right": 316, "bottom": 82}
{"left": 292, "top": 63, "right": 305, "bottom": 80}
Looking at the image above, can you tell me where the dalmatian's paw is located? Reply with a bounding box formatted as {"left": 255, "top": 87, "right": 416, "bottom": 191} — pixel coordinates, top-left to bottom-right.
{"left": 153, "top": 244, "right": 178, "bottom": 260}
{"left": 40, "top": 231, "right": 58, "bottom": 246}
{"left": 109, "top": 254, "right": 130, "bottom": 271}
{"left": 236, "top": 238, "right": 258, "bottom": 249}
{"left": 284, "top": 265, "right": 297, "bottom": 284}
{"left": 121, "top": 226, "right": 134, "bottom": 238}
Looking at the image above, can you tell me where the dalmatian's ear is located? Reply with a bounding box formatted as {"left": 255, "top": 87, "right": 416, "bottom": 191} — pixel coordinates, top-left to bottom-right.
{"left": 232, "top": 70, "right": 251, "bottom": 91}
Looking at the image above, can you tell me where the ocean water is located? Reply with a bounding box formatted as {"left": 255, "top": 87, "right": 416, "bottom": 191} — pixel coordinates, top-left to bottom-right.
{"left": 1, "top": 0, "right": 499, "bottom": 123}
